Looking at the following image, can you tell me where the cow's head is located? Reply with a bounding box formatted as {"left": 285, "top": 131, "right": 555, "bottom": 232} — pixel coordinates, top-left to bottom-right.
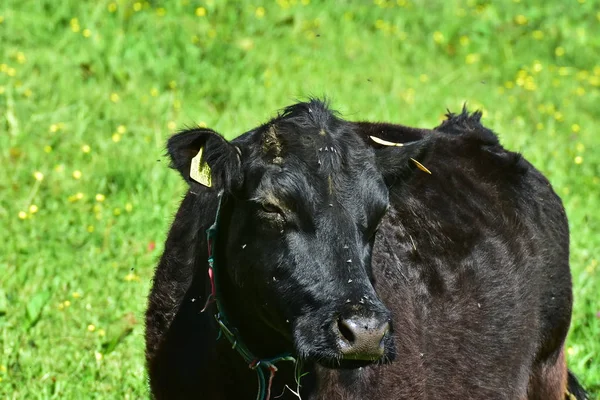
{"left": 167, "top": 100, "right": 431, "bottom": 367}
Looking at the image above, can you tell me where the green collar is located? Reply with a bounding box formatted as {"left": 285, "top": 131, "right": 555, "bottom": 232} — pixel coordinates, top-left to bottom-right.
{"left": 201, "top": 192, "right": 296, "bottom": 400}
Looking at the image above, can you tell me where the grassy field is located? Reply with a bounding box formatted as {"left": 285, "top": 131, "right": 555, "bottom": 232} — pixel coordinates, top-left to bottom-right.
{"left": 1, "top": 0, "right": 598, "bottom": 398}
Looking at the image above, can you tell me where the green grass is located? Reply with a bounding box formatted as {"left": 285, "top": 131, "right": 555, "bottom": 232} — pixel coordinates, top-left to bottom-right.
{"left": 1, "top": 0, "right": 598, "bottom": 398}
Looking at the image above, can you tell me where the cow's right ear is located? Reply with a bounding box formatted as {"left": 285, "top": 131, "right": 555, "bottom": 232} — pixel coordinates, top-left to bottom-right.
{"left": 167, "top": 128, "right": 242, "bottom": 193}
{"left": 354, "top": 122, "right": 435, "bottom": 183}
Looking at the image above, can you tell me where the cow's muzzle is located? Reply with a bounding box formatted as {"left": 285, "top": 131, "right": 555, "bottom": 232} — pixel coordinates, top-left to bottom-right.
{"left": 335, "top": 314, "right": 390, "bottom": 361}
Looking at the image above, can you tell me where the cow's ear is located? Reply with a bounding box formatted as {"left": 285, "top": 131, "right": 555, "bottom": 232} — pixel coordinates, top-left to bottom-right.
{"left": 167, "top": 128, "right": 242, "bottom": 193}
{"left": 354, "top": 122, "right": 435, "bottom": 183}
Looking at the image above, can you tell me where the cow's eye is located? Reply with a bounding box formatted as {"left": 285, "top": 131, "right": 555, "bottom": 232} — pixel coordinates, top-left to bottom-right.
{"left": 260, "top": 203, "right": 281, "bottom": 214}
{"left": 261, "top": 203, "right": 283, "bottom": 215}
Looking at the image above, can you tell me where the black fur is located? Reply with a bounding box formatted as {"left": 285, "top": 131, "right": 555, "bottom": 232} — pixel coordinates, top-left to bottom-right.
{"left": 567, "top": 370, "right": 589, "bottom": 399}
{"left": 145, "top": 99, "right": 585, "bottom": 399}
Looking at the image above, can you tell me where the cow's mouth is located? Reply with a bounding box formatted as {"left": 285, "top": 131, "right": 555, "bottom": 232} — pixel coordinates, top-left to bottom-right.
{"left": 316, "top": 356, "right": 391, "bottom": 370}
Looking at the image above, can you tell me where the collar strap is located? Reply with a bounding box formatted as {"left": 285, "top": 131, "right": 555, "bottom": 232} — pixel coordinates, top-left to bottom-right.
{"left": 201, "top": 192, "right": 296, "bottom": 400}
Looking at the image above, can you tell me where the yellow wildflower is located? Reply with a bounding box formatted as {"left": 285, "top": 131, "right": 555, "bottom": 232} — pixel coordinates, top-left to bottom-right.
{"left": 82, "top": 29, "right": 91, "bottom": 38}
{"left": 465, "top": 53, "right": 480, "bottom": 64}
{"left": 112, "top": 133, "right": 121, "bottom": 142}
{"left": 95, "top": 352, "right": 103, "bottom": 361}
{"left": 73, "top": 170, "right": 82, "bottom": 179}
{"left": 124, "top": 272, "right": 140, "bottom": 282}
{"left": 81, "top": 144, "right": 91, "bottom": 153}
{"left": 110, "top": 92, "right": 120, "bottom": 103}
{"left": 433, "top": 31, "right": 444, "bottom": 43}
{"left": 195, "top": 7, "right": 206, "bottom": 17}
{"left": 514, "top": 15, "right": 527, "bottom": 25}
{"left": 70, "top": 18, "right": 80, "bottom": 33}
{"left": 33, "top": 171, "right": 44, "bottom": 181}
{"left": 555, "top": 47, "right": 565, "bottom": 57}
{"left": 574, "top": 156, "right": 583, "bottom": 165}
{"left": 117, "top": 125, "right": 126, "bottom": 134}
{"left": 68, "top": 192, "right": 84, "bottom": 202}
{"left": 29, "top": 204, "right": 38, "bottom": 214}
{"left": 72, "top": 292, "right": 82, "bottom": 298}
{"left": 95, "top": 194, "right": 105, "bottom": 202}
{"left": 87, "top": 324, "right": 96, "bottom": 332}
{"left": 133, "top": 2, "right": 142, "bottom": 11}
{"left": 18, "top": 211, "right": 27, "bottom": 219}
{"left": 532, "top": 30, "right": 544, "bottom": 40}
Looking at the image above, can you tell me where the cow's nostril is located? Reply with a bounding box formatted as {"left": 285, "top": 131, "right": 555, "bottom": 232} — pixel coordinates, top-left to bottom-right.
{"left": 335, "top": 316, "right": 389, "bottom": 361}
{"left": 337, "top": 318, "right": 356, "bottom": 344}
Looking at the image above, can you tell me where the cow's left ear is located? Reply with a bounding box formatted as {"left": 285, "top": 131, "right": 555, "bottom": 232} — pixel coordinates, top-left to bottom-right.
{"left": 354, "top": 122, "right": 435, "bottom": 183}
{"left": 167, "top": 127, "right": 243, "bottom": 193}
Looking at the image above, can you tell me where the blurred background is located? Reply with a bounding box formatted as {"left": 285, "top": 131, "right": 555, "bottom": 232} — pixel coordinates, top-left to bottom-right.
{"left": 1, "top": 0, "right": 598, "bottom": 398}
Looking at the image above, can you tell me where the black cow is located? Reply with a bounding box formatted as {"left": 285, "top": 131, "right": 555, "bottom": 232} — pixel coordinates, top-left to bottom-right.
{"left": 145, "top": 99, "right": 587, "bottom": 399}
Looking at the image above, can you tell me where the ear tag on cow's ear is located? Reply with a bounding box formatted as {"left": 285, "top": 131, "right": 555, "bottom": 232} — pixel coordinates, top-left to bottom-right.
{"left": 190, "top": 147, "right": 212, "bottom": 187}
{"left": 410, "top": 158, "right": 432, "bottom": 174}
{"left": 369, "top": 136, "right": 405, "bottom": 147}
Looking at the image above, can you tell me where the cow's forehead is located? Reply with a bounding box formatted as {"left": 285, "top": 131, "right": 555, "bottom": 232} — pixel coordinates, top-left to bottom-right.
{"left": 238, "top": 100, "right": 386, "bottom": 216}
{"left": 260, "top": 101, "right": 372, "bottom": 169}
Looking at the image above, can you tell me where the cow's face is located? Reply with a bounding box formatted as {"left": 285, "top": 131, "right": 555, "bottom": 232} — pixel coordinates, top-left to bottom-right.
{"left": 167, "top": 101, "right": 430, "bottom": 367}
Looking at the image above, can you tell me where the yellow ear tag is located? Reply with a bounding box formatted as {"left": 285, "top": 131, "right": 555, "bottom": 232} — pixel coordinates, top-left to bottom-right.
{"left": 369, "top": 136, "right": 405, "bottom": 147}
{"left": 410, "top": 158, "right": 432, "bottom": 175}
{"left": 190, "top": 147, "right": 212, "bottom": 187}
